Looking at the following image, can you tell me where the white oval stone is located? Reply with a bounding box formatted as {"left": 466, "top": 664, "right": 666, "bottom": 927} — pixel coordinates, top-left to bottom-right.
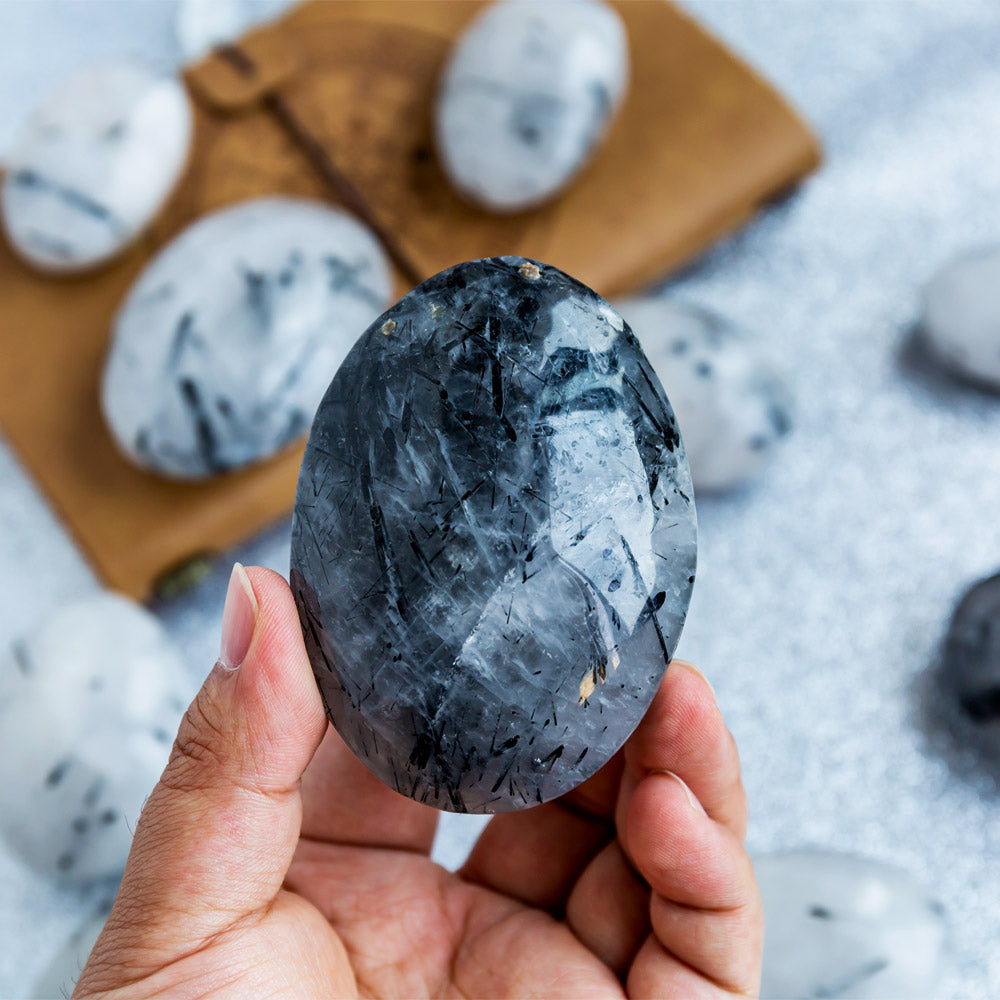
{"left": 1, "top": 60, "right": 192, "bottom": 272}
{"left": 435, "top": 0, "right": 629, "bottom": 213}
{"left": 922, "top": 246, "right": 1000, "bottom": 390}
{"left": 101, "top": 197, "right": 392, "bottom": 479}
{"left": 756, "top": 851, "right": 948, "bottom": 1000}
{"left": 0, "top": 594, "right": 192, "bottom": 883}
{"left": 616, "top": 297, "right": 792, "bottom": 492}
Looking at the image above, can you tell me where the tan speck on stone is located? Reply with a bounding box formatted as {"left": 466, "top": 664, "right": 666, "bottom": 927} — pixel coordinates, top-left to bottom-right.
{"left": 579, "top": 672, "right": 597, "bottom": 704}
{"left": 381, "top": 319, "right": 397, "bottom": 336}
{"left": 518, "top": 261, "right": 541, "bottom": 280}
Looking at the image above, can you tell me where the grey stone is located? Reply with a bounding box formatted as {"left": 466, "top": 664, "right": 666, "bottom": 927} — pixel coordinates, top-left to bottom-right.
{"left": 435, "top": 0, "right": 628, "bottom": 213}
{"left": 757, "top": 850, "right": 948, "bottom": 1000}
{"left": 0, "top": 594, "right": 192, "bottom": 883}
{"left": 922, "top": 247, "right": 1000, "bottom": 391}
{"left": 616, "top": 296, "right": 792, "bottom": 492}
{"left": 942, "top": 571, "right": 1000, "bottom": 738}
{"left": 101, "top": 197, "right": 392, "bottom": 479}
{"left": 291, "top": 256, "right": 697, "bottom": 813}
{"left": 1, "top": 59, "right": 192, "bottom": 273}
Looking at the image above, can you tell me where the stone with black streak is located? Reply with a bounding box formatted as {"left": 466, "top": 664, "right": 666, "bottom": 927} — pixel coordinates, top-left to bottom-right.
{"left": 435, "top": 0, "right": 628, "bottom": 213}
{"left": 291, "top": 256, "right": 696, "bottom": 813}
{"left": 101, "top": 197, "right": 392, "bottom": 479}
{"left": 1, "top": 59, "right": 191, "bottom": 272}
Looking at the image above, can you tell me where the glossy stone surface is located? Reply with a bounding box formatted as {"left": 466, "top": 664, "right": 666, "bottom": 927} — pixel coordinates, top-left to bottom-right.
{"left": 922, "top": 247, "right": 1000, "bottom": 391}
{"left": 757, "top": 851, "right": 948, "bottom": 999}
{"left": 102, "top": 197, "right": 392, "bottom": 479}
{"left": 1, "top": 59, "right": 191, "bottom": 272}
{"left": 435, "top": 0, "right": 628, "bottom": 213}
{"left": 292, "top": 256, "right": 696, "bottom": 813}
{"left": 943, "top": 571, "right": 1000, "bottom": 734}
{"left": 616, "top": 297, "right": 792, "bottom": 492}
{"left": 0, "top": 594, "right": 191, "bottom": 883}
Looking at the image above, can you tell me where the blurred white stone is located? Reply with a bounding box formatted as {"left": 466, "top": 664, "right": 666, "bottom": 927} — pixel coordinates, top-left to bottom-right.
{"left": 32, "top": 894, "right": 113, "bottom": 999}
{"left": 1, "top": 59, "right": 191, "bottom": 272}
{"left": 101, "top": 196, "right": 392, "bottom": 480}
{"left": 757, "top": 850, "right": 948, "bottom": 1000}
{"left": 0, "top": 594, "right": 192, "bottom": 884}
{"left": 435, "top": 0, "right": 628, "bottom": 212}
{"left": 617, "top": 296, "right": 792, "bottom": 492}
{"left": 922, "top": 247, "right": 1000, "bottom": 391}
{"left": 175, "top": 0, "right": 296, "bottom": 61}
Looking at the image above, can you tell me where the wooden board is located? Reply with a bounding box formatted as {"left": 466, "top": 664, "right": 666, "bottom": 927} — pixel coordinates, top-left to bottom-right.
{"left": 0, "top": 0, "right": 820, "bottom": 600}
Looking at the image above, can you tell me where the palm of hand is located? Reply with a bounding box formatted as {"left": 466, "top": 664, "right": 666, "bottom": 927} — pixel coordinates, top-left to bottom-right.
{"left": 75, "top": 572, "right": 759, "bottom": 1000}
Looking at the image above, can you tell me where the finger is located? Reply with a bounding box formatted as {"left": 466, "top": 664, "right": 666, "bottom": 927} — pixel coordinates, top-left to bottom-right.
{"left": 564, "top": 840, "right": 650, "bottom": 978}
{"left": 623, "top": 661, "right": 747, "bottom": 839}
{"left": 80, "top": 565, "right": 327, "bottom": 987}
{"left": 299, "top": 723, "right": 439, "bottom": 853}
{"left": 457, "top": 755, "right": 621, "bottom": 911}
{"left": 625, "top": 771, "right": 762, "bottom": 996}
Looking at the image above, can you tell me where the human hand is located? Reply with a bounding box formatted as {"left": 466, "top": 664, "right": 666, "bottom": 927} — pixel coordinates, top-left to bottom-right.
{"left": 74, "top": 564, "right": 762, "bottom": 999}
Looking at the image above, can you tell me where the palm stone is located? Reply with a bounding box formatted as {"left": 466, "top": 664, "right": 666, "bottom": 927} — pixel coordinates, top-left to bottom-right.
{"left": 291, "top": 256, "right": 697, "bottom": 813}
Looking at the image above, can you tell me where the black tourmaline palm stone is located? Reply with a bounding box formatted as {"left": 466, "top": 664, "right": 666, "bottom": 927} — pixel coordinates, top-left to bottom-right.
{"left": 291, "top": 257, "right": 697, "bottom": 812}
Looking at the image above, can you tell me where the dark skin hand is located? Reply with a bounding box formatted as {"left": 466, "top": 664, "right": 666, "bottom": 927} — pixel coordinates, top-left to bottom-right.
{"left": 74, "top": 565, "right": 762, "bottom": 999}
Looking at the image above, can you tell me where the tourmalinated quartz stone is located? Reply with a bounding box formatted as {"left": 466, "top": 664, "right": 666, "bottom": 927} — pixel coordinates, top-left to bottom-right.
{"left": 291, "top": 256, "right": 697, "bottom": 813}
{"left": 756, "top": 851, "right": 948, "bottom": 1000}
{"left": 942, "top": 572, "right": 1000, "bottom": 738}
{"left": 435, "top": 0, "right": 628, "bottom": 213}
{"left": 922, "top": 247, "right": 1000, "bottom": 391}
{"left": 615, "top": 297, "right": 792, "bottom": 492}
{"left": 1, "top": 60, "right": 192, "bottom": 273}
{"left": 101, "top": 197, "right": 392, "bottom": 479}
{"left": 0, "top": 594, "right": 191, "bottom": 883}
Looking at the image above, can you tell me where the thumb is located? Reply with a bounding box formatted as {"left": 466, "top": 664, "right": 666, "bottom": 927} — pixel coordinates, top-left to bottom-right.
{"left": 84, "top": 564, "right": 327, "bottom": 983}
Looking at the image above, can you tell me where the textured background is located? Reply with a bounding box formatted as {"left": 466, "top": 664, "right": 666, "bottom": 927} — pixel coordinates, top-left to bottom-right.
{"left": 1, "top": 1, "right": 999, "bottom": 996}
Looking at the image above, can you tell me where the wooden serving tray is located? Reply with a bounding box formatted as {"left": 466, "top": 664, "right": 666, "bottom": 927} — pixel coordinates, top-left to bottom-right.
{"left": 0, "top": 0, "right": 820, "bottom": 599}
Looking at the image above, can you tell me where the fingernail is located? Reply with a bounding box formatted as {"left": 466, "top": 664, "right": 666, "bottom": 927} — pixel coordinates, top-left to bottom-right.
{"left": 219, "top": 563, "right": 258, "bottom": 671}
{"left": 664, "top": 770, "right": 707, "bottom": 815}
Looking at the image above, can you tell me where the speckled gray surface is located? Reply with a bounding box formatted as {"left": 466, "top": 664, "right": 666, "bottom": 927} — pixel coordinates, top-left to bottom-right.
{"left": 1, "top": 2, "right": 1000, "bottom": 996}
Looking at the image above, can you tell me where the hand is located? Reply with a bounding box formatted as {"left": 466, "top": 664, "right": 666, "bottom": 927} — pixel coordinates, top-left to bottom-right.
{"left": 74, "top": 565, "right": 762, "bottom": 999}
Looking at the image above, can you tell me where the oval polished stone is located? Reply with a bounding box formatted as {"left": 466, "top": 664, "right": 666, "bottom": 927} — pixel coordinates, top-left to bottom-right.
{"left": 291, "top": 256, "right": 697, "bottom": 813}
{"left": 1, "top": 59, "right": 192, "bottom": 273}
{"left": 435, "top": 0, "right": 629, "bottom": 213}
{"left": 616, "top": 296, "right": 793, "bottom": 492}
{"left": 756, "top": 851, "right": 948, "bottom": 999}
{"left": 922, "top": 247, "right": 1000, "bottom": 391}
{"left": 942, "top": 571, "right": 1000, "bottom": 740}
{"left": 0, "top": 594, "right": 191, "bottom": 883}
{"left": 102, "top": 197, "right": 392, "bottom": 479}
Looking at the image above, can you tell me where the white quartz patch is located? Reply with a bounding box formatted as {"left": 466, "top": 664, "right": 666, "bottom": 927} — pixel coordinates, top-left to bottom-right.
{"left": 617, "top": 296, "right": 793, "bottom": 492}
{"left": 922, "top": 246, "right": 1000, "bottom": 391}
{"left": 101, "top": 196, "right": 392, "bottom": 479}
{"left": 1, "top": 59, "right": 192, "bottom": 272}
{"left": 756, "top": 851, "right": 948, "bottom": 1000}
{"left": 435, "top": 0, "right": 628, "bottom": 212}
{"left": 0, "top": 594, "right": 192, "bottom": 884}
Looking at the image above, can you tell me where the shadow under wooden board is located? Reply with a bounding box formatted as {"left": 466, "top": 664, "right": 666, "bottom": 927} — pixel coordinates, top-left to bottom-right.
{"left": 0, "top": 0, "right": 820, "bottom": 601}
